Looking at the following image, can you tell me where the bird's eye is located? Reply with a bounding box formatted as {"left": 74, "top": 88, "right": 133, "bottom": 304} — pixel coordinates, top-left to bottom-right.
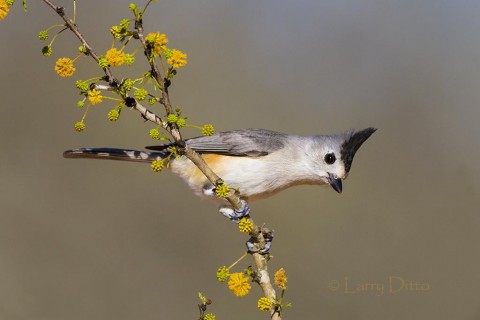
{"left": 324, "top": 153, "right": 336, "bottom": 165}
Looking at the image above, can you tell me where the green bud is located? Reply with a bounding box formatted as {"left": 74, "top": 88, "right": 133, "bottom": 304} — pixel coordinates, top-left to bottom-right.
{"left": 98, "top": 56, "right": 109, "bottom": 68}
{"left": 166, "top": 113, "right": 178, "bottom": 124}
{"left": 42, "top": 45, "right": 52, "bottom": 56}
{"left": 38, "top": 30, "right": 49, "bottom": 41}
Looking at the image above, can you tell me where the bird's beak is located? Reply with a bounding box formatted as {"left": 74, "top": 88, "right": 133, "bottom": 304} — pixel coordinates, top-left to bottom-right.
{"left": 327, "top": 173, "right": 342, "bottom": 193}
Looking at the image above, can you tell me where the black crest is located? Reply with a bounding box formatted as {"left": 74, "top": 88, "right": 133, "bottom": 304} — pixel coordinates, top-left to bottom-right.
{"left": 340, "top": 127, "right": 377, "bottom": 173}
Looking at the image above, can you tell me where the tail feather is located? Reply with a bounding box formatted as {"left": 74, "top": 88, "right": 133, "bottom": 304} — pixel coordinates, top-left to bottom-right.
{"left": 63, "top": 148, "right": 168, "bottom": 163}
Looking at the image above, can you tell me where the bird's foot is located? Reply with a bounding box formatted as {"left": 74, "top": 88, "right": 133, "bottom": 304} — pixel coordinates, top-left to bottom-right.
{"left": 246, "top": 227, "right": 274, "bottom": 254}
{"left": 218, "top": 200, "right": 250, "bottom": 223}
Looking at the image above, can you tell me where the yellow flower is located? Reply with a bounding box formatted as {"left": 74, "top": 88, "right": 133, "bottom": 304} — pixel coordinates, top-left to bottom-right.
{"left": 151, "top": 159, "right": 164, "bottom": 172}
{"left": 167, "top": 49, "right": 187, "bottom": 68}
{"left": 257, "top": 297, "right": 272, "bottom": 311}
{"left": 0, "top": 0, "right": 10, "bottom": 21}
{"left": 105, "top": 47, "right": 125, "bottom": 67}
{"left": 145, "top": 32, "right": 168, "bottom": 56}
{"left": 74, "top": 121, "right": 86, "bottom": 132}
{"left": 149, "top": 128, "right": 160, "bottom": 140}
{"left": 54, "top": 57, "right": 76, "bottom": 77}
{"left": 274, "top": 268, "right": 287, "bottom": 290}
{"left": 204, "top": 314, "right": 215, "bottom": 320}
{"left": 202, "top": 124, "right": 215, "bottom": 136}
{"left": 228, "top": 272, "right": 251, "bottom": 297}
{"left": 215, "top": 182, "right": 229, "bottom": 198}
{"left": 238, "top": 217, "right": 254, "bottom": 234}
{"left": 87, "top": 89, "right": 103, "bottom": 105}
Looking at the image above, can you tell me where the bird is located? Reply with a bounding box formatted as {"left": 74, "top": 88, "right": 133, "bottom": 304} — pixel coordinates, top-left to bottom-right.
{"left": 64, "top": 127, "right": 376, "bottom": 220}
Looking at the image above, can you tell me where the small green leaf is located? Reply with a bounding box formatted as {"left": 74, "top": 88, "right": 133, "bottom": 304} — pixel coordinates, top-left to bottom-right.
{"left": 198, "top": 292, "right": 208, "bottom": 304}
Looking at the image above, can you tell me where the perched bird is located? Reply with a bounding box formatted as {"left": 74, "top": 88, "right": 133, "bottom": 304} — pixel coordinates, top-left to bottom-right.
{"left": 64, "top": 128, "right": 376, "bottom": 219}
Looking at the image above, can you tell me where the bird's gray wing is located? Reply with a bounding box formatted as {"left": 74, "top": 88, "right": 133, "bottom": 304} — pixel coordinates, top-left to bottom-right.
{"left": 146, "top": 129, "right": 288, "bottom": 157}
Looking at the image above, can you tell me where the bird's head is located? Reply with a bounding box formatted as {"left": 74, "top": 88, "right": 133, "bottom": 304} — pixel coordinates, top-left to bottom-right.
{"left": 309, "top": 127, "right": 377, "bottom": 193}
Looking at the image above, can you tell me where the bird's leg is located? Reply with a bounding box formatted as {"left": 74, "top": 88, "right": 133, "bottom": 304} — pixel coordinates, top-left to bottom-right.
{"left": 202, "top": 184, "right": 272, "bottom": 253}
{"left": 218, "top": 200, "right": 250, "bottom": 223}
{"left": 246, "top": 226, "right": 274, "bottom": 254}
{"left": 202, "top": 183, "right": 251, "bottom": 222}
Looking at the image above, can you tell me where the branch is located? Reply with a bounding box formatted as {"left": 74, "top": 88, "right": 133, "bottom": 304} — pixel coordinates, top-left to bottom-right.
{"left": 251, "top": 227, "right": 281, "bottom": 320}
{"left": 41, "top": 1, "right": 280, "bottom": 318}
{"left": 42, "top": 0, "right": 114, "bottom": 82}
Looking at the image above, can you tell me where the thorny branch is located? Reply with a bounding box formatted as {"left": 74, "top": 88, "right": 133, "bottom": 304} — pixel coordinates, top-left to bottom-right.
{"left": 42, "top": 1, "right": 280, "bottom": 318}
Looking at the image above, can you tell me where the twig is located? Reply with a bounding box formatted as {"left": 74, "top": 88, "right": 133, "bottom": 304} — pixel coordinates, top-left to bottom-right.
{"left": 41, "top": 1, "right": 280, "bottom": 318}
{"left": 42, "top": 0, "right": 114, "bottom": 82}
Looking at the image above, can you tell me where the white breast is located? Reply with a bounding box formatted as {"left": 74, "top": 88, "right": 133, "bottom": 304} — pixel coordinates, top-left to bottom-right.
{"left": 170, "top": 152, "right": 324, "bottom": 201}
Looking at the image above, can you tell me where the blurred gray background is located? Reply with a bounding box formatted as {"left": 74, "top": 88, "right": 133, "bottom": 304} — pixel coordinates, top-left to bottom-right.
{"left": 1, "top": 0, "right": 479, "bottom": 319}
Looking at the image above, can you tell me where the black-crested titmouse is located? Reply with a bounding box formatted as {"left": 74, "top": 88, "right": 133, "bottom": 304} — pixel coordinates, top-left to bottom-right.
{"left": 64, "top": 127, "right": 376, "bottom": 213}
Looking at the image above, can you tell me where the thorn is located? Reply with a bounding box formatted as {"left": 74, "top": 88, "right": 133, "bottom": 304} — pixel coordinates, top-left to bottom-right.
{"left": 124, "top": 97, "right": 136, "bottom": 108}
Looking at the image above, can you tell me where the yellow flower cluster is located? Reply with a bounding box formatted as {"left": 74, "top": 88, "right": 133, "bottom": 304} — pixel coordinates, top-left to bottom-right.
{"left": 74, "top": 121, "right": 86, "bottom": 132}
{"left": 203, "top": 314, "right": 215, "bottom": 320}
{"left": 105, "top": 47, "right": 125, "bottom": 67}
{"left": 55, "top": 58, "right": 76, "bottom": 77}
{"left": 151, "top": 159, "right": 164, "bottom": 172}
{"left": 0, "top": 0, "right": 10, "bottom": 21}
{"left": 228, "top": 272, "right": 251, "bottom": 297}
{"left": 145, "top": 32, "right": 168, "bottom": 56}
{"left": 149, "top": 128, "right": 160, "bottom": 140}
{"left": 274, "top": 268, "right": 287, "bottom": 290}
{"left": 167, "top": 49, "right": 187, "bottom": 68}
{"left": 257, "top": 297, "right": 272, "bottom": 311}
{"left": 87, "top": 89, "right": 103, "bottom": 105}
{"left": 238, "top": 217, "right": 254, "bottom": 234}
{"left": 202, "top": 124, "right": 215, "bottom": 136}
{"left": 215, "top": 182, "right": 230, "bottom": 198}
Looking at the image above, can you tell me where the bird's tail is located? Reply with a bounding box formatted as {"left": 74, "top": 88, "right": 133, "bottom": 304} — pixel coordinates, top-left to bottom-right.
{"left": 63, "top": 147, "right": 170, "bottom": 163}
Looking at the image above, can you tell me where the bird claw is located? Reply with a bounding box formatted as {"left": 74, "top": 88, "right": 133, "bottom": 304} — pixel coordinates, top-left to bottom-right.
{"left": 218, "top": 200, "right": 273, "bottom": 254}
{"left": 246, "top": 230, "right": 274, "bottom": 254}
{"left": 218, "top": 200, "right": 250, "bottom": 223}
